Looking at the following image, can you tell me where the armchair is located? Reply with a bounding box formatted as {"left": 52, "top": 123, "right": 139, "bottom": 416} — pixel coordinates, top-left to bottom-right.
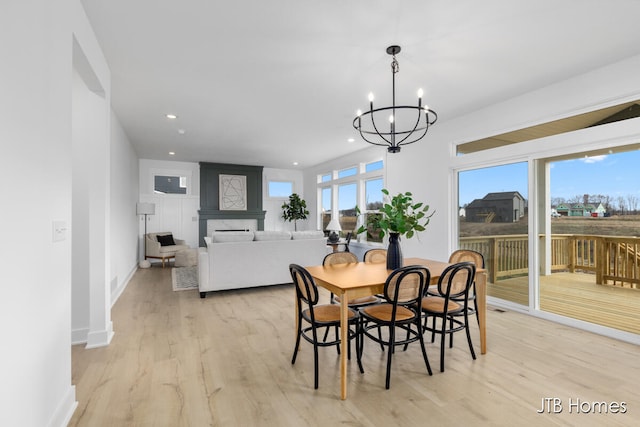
{"left": 145, "top": 232, "right": 189, "bottom": 267}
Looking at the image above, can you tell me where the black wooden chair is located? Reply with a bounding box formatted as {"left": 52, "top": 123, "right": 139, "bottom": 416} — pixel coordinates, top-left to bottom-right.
{"left": 363, "top": 248, "right": 387, "bottom": 264}
{"left": 289, "top": 263, "right": 363, "bottom": 389}
{"left": 447, "top": 249, "right": 484, "bottom": 325}
{"left": 359, "top": 265, "right": 433, "bottom": 389}
{"left": 420, "top": 262, "right": 476, "bottom": 372}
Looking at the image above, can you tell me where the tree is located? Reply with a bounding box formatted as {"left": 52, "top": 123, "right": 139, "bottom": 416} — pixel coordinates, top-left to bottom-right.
{"left": 281, "top": 193, "right": 309, "bottom": 231}
{"left": 627, "top": 194, "right": 638, "bottom": 215}
{"left": 617, "top": 196, "right": 626, "bottom": 215}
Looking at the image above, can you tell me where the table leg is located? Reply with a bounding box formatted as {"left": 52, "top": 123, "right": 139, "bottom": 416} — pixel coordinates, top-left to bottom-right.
{"left": 477, "top": 271, "right": 487, "bottom": 354}
{"left": 340, "top": 291, "right": 349, "bottom": 400}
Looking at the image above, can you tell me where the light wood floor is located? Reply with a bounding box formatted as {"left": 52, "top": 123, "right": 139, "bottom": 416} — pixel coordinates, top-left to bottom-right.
{"left": 490, "top": 272, "right": 640, "bottom": 335}
{"left": 70, "top": 267, "right": 640, "bottom": 426}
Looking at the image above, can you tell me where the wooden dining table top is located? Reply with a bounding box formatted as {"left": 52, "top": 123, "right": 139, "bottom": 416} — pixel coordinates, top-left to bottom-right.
{"left": 305, "top": 257, "right": 453, "bottom": 292}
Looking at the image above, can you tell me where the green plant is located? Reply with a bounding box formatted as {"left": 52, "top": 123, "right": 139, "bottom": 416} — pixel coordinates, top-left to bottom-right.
{"left": 357, "top": 189, "right": 434, "bottom": 239}
{"left": 281, "top": 193, "right": 309, "bottom": 231}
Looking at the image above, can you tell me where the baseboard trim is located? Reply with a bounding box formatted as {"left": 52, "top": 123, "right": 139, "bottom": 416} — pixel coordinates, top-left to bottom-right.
{"left": 71, "top": 327, "right": 89, "bottom": 345}
{"left": 111, "top": 262, "right": 137, "bottom": 306}
{"left": 47, "top": 385, "right": 77, "bottom": 427}
{"left": 85, "top": 321, "right": 114, "bottom": 349}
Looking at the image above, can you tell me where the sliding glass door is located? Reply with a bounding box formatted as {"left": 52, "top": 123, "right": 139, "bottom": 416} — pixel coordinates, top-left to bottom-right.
{"left": 538, "top": 147, "right": 640, "bottom": 334}
{"left": 458, "top": 162, "right": 529, "bottom": 307}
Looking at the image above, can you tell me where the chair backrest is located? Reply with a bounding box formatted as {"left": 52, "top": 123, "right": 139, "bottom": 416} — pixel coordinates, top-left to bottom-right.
{"left": 364, "top": 248, "right": 387, "bottom": 264}
{"left": 289, "top": 264, "right": 320, "bottom": 306}
{"left": 448, "top": 249, "right": 485, "bottom": 269}
{"left": 383, "top": 265, "right": 430, "bottom": 306}
{"left": 323, "top": 251, "right": 358, "bottom": 266}
{"left": 436, "top": 262, "right": 476, "bottom": 302}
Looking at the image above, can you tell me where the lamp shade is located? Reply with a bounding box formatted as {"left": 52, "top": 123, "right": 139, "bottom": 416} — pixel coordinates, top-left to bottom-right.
{"left": 136, "top": 202, "right": 156, "bottom": 215}
{"left": 326, "top": 218, "right": 342, "bottom": 232}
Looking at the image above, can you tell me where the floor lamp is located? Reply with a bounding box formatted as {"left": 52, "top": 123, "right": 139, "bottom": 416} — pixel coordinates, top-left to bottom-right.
{"left": 137, "top": 202, "right": 155, "bottom": 268}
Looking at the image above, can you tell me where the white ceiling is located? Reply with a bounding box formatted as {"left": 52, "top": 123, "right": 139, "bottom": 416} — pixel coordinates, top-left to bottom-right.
{"left": 80, "top": 0, "right": 640, "bottom": 169}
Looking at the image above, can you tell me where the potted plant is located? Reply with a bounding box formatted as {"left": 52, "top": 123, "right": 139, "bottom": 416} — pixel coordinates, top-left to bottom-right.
{"left": 281, "top": 193, "right": 309, "bottom": 231}
{"left": 357, "top": 189, "right": 434, "bottom": 270}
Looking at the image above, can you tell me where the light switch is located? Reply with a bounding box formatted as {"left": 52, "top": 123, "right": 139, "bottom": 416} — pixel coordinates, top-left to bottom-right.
{"left": 53, "top": 220, "right": 67, "bottom": 242}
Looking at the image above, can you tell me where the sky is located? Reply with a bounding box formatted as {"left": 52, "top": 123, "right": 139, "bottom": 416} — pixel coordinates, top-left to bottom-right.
{"left": 458, "top": 150, "right": 640, "bottom": 206}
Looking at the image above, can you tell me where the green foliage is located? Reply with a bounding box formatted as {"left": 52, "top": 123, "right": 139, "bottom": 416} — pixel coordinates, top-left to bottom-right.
{"left": 356, "top": 189, "right": 434, "bottom": 239}
{"left": 281, "top": 193, "right": 309, "bottom": 231}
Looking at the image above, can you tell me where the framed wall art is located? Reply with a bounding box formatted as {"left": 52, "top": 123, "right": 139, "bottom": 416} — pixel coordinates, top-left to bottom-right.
{"left": 219, "top": 174, "right": 247, "bottom": 210}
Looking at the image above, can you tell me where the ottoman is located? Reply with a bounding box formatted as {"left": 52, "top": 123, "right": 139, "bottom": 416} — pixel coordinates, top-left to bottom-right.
{"left": 175, "top": 248, "right": 198, "bottom": 267}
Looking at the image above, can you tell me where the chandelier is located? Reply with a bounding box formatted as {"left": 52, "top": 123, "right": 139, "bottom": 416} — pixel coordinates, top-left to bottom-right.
{"left": 353, "top": 45, "right": 438, "bottom": 153}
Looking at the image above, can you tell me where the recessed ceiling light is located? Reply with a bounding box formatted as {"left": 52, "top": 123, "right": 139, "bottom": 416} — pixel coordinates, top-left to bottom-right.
{"left": 178, "top": 129, "right": 186, "bottom": 135}
{"left": 166, "top": 114, "right": 177, "bottom": 119}
{"left": 169, "top": 151, "right": 175, "bottom": 155}
{"left": 347, "top": 138, "right": 355, "bottom": 143}
{"left": 292, "top": 161, "right": 299, "bottom": 166}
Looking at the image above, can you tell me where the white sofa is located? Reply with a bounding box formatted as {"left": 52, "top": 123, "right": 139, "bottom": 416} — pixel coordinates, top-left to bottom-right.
{"left": 197, "top": 230, "right": 328, "bottom": 298}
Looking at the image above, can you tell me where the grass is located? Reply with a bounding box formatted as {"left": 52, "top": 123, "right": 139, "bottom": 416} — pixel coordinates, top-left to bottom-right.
{"left": 460, "top": 214, "right": 640, "bottom": 237}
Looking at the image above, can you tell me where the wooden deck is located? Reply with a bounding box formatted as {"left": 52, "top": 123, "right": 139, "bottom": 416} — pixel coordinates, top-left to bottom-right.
{"left": 489, "top": 272, "right": 640, "bottom": 334}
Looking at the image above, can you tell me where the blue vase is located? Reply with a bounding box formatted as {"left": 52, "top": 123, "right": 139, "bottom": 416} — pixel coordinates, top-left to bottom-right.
{"left": 387, "top": 232, "right": 403, "bottom": 270}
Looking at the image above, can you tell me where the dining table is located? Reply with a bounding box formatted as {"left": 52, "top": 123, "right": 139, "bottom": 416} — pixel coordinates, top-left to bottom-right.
{"left": 304, "top": 257, "right": 487, "bottom": 400}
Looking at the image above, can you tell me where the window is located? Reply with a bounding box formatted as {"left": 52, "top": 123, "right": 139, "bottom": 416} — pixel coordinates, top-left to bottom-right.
{"left": 338, "top": 183, "right": 357, "bottom": 232}
{"left": 321, "top": 187, "right": 331, "bottom": 231}
{"left": 154, "top": 175, "right": 187, "bottom": 194}
{"left": 268, "top": 181, "right": 293, "bottom": 198}
{"left": 317, "top": 159, "right": 384, "bottom": 242}
{"left": 365, "top": 160, "right": 383, "bottom": 173}
{"left": 338, "top": 166, "right": 357, "bottom": 179}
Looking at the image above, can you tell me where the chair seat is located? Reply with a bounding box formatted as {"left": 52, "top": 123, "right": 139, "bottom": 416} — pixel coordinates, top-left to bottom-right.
{"left": 362, "top": 303, "right": 415, "bottom": 322}
{"left": 302, "top": 304, "right": 357, "bottom": 323}
{"left": 421, "top": 296, "right": 462, "bottom": 314}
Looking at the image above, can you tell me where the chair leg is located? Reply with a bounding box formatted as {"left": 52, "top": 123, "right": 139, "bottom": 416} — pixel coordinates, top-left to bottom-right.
{"left": 313, "top": 341, "right": 319, "bottom": 389}
{"left": 465, "top": 313, "right": 477, "bottom": 360}
{"left": 356, "top": 318, "right": 364, "bottom": 374}
{"left": 439, "top": 317, "right": 447, "bottom": 372}
{"left": 473, "top": 296, "right": 480, "bottom": 325}
{"left": 291, "top": 315, "right": 302, "bottom": 364}
{"left": 417, "top": 319, "right": 433, "bottom": 376}
{"left": 449, "top": 317, "right": 454, "bottom": 348}
{"left": 385, "top": 325, "right": 396, "bottom": 389}
{"left": 377, "top": 326, "right": 384, "bottom": 351}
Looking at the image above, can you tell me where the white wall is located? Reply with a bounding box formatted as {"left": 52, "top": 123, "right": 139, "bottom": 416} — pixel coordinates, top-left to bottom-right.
{"left": 70, "top": 2, "right": 114, "bottom": 352}
{"left": 110, "top": 111, "right": 139, "bottom": 304}
{"left": 2, "top": 1, "right": 78, "bottom": 426}
{"left": 139, "top": 159, "right": 201, "bottom": 250}
{"left": 263, "top": 167, "right": 306, "bottom": 231}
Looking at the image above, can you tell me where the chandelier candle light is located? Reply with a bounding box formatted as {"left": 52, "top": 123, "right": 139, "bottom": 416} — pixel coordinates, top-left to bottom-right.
{"left": 353, "top": 45, "right": 437, "bottom": 153}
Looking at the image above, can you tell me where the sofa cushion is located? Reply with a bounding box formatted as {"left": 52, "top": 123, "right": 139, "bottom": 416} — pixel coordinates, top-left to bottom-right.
{"left": 157, "top": 234, "right": 176, "bottom": 246}
{"left": 253, "top": 231, "right": 292, "bottom": 241}
{"left": 211, "top": 231, "right": 255, "bottom": 243}
{"left": 291, "top": 230, "right": 325, "bottom": 240}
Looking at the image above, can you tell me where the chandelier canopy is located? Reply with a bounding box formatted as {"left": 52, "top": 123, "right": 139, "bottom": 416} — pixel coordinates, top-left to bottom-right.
{"left": 353, "top": 45, "right": 438, "bottom": 153}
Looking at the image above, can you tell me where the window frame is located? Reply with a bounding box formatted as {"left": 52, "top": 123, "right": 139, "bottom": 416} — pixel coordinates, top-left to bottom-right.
{"left": 317, "top": 159, "right": 385, "bottom": 243}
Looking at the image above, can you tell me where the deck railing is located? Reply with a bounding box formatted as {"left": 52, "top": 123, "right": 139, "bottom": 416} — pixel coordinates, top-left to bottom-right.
{"left": 460, "top": 234, "right": 640, "bottom": 289}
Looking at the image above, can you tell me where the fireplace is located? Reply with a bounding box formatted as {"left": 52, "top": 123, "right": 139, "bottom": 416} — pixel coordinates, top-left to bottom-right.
{"left": 198, "top": 162, "right": 266, "bottom": 246}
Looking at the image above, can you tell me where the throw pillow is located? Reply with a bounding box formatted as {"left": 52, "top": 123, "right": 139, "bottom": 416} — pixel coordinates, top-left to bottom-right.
{"left": 157, "top": 234, "right": 176, "bottom": 246}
